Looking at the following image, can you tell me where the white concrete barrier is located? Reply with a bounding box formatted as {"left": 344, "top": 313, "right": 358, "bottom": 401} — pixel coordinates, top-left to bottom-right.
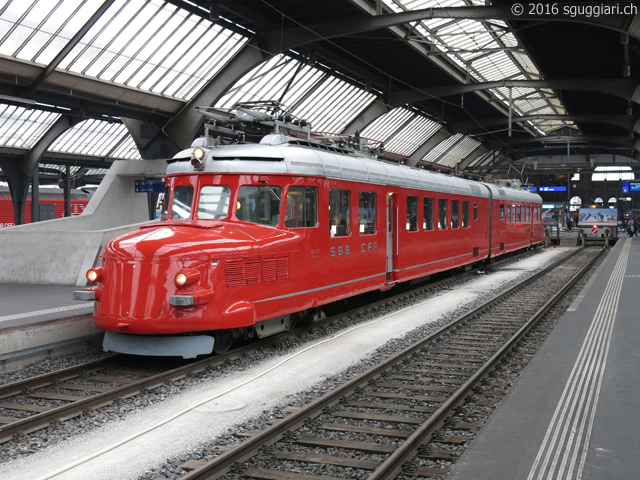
{"left": 0, "top": 159, "right": 166, "bottom": 285}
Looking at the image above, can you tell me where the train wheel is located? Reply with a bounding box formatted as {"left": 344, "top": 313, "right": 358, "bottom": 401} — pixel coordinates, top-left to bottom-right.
{"left": 213, "top": 330, "right": 234, "bottom": 354}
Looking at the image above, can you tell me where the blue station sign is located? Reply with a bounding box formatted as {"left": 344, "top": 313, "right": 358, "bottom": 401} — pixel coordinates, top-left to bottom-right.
{"left": 135, "top": 179, "right": 164, "bottom": 193}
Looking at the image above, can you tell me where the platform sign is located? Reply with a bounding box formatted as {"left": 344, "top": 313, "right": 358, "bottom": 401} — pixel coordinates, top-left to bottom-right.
{"left": 622, "top": 181, "right": 629, "bottom": 193}
{"left": 135, "top": 179, "right": 164, "bottom": 193}
{"left": 578, "top": 208, "right": 617, "bottom": 227}
{"left": 629, "top": 182, "right": 640, "bottom": 192}
{"left": 539, "top": 186, "right": 567, "bottom": 192}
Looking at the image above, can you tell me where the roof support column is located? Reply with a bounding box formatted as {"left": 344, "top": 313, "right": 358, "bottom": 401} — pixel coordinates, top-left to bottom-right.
{"left": 0, "top": 159, "right": 31, "bottom": 226}
{"left": 63, "top": 165, "right": 71, "bottom": 218}
{"left": 31, "top": 167, "right": 40, "bottom": 223}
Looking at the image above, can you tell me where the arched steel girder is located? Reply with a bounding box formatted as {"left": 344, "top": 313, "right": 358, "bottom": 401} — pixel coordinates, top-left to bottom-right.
{"left": 449, "top": 115, "right": 640, "bottom": 135}
{"left": 262, "top": 4, "right": 640, "bottom": 51}
{"left": 393, "top": 79, "right": 640, "bottom": 107}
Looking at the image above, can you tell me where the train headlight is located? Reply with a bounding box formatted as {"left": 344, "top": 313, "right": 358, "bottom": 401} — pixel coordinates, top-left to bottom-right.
{"left": 193, "top": 147, "right": 205, "bottom": 160}
{"left": 86, "top": 267, "right": 103, "bottom": 283}
{"left": 174, "top": 268, "right": 201, "bottom": 288}
{"left": 191, "top": 148, "right": 206, "bottom": 171}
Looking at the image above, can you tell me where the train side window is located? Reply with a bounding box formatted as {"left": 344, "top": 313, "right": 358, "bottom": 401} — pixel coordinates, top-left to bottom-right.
{"left": 451, "top": 200, "right": 459, "bottom": 229}
{"left": 160, "top": 186, "right": 171, "bottom": 221}
{"left": 423, "top": 197, "right": 434, "bottom": 230}
{"left": 285, "top": 186, "right": 318, "bottom": 228}
{"left": 197, "top": 186, "right": 231, "bottom": 219}
{"left": 462, "top": 201, "right": 469, "bottom": 228}
{"left": 330, "top": 189, "right": 350, "bottom": 236}
{"left": 237, "top": 185, "right": 282, "bottom": 225}
{"left": 517, "top": 205, "right": 521, "bottom": 223}
{"left": 406, "top": 195, "right": 418, "bottom": 231}
{"left": 512, "top": 204, "right": 516, "bottom": 224}
{"left": 359, "top": 191, "right": 376, "bottom": 234}
{"left": 506, "top": 205, "right": 511, "bottom": 225}
{"left": 438, "top": 198, "right": 448, "bottom": 230}
{"left": 171, "top": 186, "right": 194, "bottom": 220}
{"left": 473, "top": 201, "right": 478, "bottom": 221}
{"left": 500, "top": 204, "right": 504, "bottom": 221}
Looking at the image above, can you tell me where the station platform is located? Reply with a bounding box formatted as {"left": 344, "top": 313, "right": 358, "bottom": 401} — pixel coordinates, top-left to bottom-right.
{"left": 0, "top": 284, "right": 100, "bottom": 371}
{"left": 448, "top": 236, "right": 638, "bottom": 480}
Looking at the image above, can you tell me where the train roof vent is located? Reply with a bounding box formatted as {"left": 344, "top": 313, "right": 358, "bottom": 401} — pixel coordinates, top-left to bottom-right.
{"left": 497, "top": 188, "right": 506, "bottom": 196}
{"left": 470, "top": 184, "right": 482, "bottom": 195}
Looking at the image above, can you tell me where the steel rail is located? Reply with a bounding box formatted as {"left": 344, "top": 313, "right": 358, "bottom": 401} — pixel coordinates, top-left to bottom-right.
{"left": 181, "top": 246, "right": 600, "bottom": 479}
{"left": 367, "top": 246, "right": 606, "bottom": 479}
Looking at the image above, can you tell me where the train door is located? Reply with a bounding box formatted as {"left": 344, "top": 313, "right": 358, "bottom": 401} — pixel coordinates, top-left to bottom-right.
{"left": 386, "top": 193, "right": 397, "bottom": 281}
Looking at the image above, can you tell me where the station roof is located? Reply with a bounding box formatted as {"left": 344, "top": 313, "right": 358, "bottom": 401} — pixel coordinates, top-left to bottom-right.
{"left": 0, "top": 0, "right": 638, "bottom": 187}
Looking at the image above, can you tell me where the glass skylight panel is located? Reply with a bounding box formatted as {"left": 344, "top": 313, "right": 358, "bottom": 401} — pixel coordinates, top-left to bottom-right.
{"left": 436, "top": 137, "right": 480, "bottom": 167}
{"left": 216, "top": 55, "right": 325, "bottom": 109}
{"left": 0, "top": 104, "right": 61, "bottom": 148}
{"left": 53, "top": 0, "right": 247, "bottom": 101}
{"left": 380, "top": 0, "right": 569, "bottom": 135}
{"left": 361, "top": 108, "right": 415, "bottom": 145}
{"left": 0, "top": 0, "right": 102, "bottom": 64}
{"left": 473, "top": 51, "right": 520, "bottom": 81}
{"left": 467, "top": 150, "right": 492, "bottom": 168}
{"left": 48, "top": 119, "right": 136, "bottom": 158}
{"left": 110, "top": 135, "right": 141, "bottom": 159}
{"left": 292, "top": 77, "right": 376, "bottom": 133}
{"left": 383, "top": 115, "right": 441, "bottom": 157}
{"left": 421, "top": 133, "right": 463, "bottom": 164}
{"left": 217, "top": 54, "right": 375, "bottom": 134}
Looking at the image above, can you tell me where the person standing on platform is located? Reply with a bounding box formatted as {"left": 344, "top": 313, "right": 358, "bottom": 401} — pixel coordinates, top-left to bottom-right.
{"left": 627, "top": 216, "right": 635, "bottom": 237}
{"left": 634, "top": 216, "right": 640, "bottom": 237}
{"left": 566, "top": 214, "right": 573, "bottom": 231}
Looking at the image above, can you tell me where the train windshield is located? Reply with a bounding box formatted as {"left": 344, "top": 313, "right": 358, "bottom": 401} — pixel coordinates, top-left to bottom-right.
{"left": 171, "top": 186, "right": 194, "bottom": 220}
{"left": 237, "top": 185, "right": 282, "bottom": 225}
{"left": 198, "top": 186, "right": 231, "bottom": 219}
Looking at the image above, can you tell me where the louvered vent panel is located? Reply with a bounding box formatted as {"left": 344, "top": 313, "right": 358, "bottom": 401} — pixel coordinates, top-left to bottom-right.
{"left": 245, "top": 259, "right": 260, "bottom": 285}
{"left": 225, "top": 260, "right": 245, "bottom": 287}
{"left": 262, "top": 258, "right": 276, "bottom": 283}
{"left": 276, "top": 257, "right": 289, "bottom": 281}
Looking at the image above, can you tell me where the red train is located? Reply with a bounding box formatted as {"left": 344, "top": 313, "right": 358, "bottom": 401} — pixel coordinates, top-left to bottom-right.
{"left": 74, "top": 103, "right": 544, "bottom": 358}
{"left": 0, "top": 187, "right": 89, "bottom": 228}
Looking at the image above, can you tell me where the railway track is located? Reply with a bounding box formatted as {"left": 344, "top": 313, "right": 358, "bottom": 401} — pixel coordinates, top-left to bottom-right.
{"left": 167, "top": 246, "right": 604, "bottom": 480}
{"left": 0, "top": 249, "right": 545, "bottom": 446}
